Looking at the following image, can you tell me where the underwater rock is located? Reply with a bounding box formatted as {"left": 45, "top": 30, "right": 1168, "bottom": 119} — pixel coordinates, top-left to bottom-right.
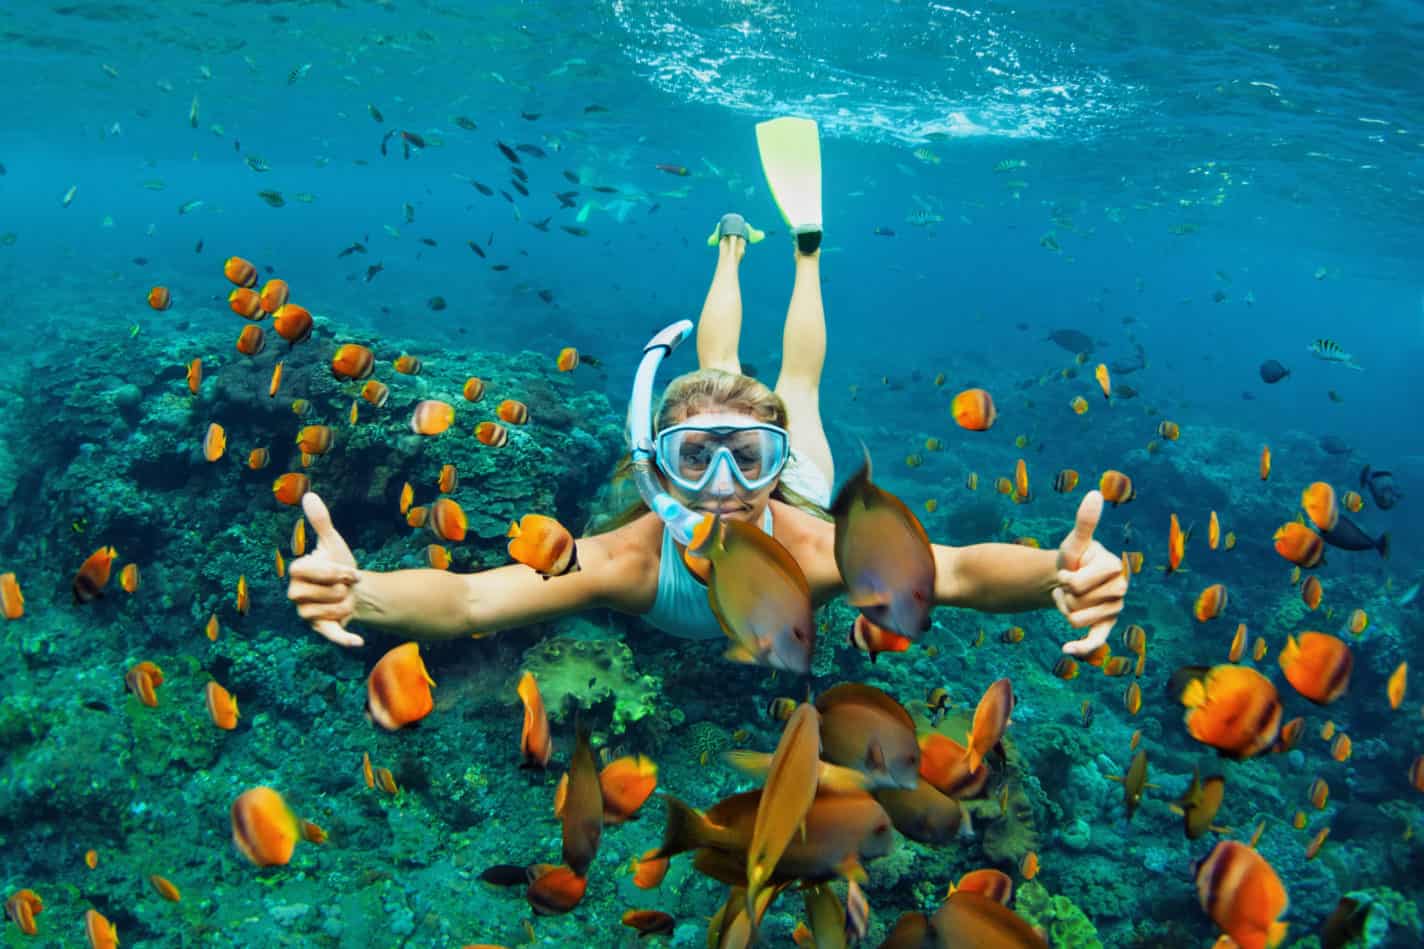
{"left": 1060, "top": 817, "right": 1092, "bottom": 852}
{"left": 518, "top": 636, "right": 661, "bottom": 733}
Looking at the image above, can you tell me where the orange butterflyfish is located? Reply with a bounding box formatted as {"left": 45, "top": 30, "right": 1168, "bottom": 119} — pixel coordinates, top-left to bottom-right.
{"left": 375, "top": 767, "right": 398, "bottom": 795}
{"left": 427, "top": 497, "right": 468, "bottom": 542}
{"left": 1193, "top": 841, "right": 1288, "bottom": 949}
{"left": 1252, "top": 637, "right": 1268, "bottom": 662}
{"left": 1408, "top": 755, "right": 1424, "bottom": 792}
{"left": 1124, "top": 681, "right": 1143, "bottom": 715}
{"left": 258, "top": 278, "right": 289, "bottom": 313}
{"left": 965, "top": 472, "right": 979, "bottom": 491}
{"left": 517, "top": 672, "right": 553, "bottom": 768}
{"left": 272, "top": 472, "right": 310, "bottom": 506}
{"left": 348, "top": 399, "right": 360, "bottom": 426}
{"left": 205, "top": 681, "right": 239, "bottom": 730}
{"left": 1228, "top": 623, "right": 1247, "bottom": 662}
{"left": 291, "top": 517, "right": 307, "bottom": 556}
{"left": 475, "top": 421, "right": 509, "bottom": 447}
{"left": 1157, "top": 420, "right": 1181, "bottom": 441}
{"left": 995, "top": 476, "right": 1013, "bottom": 496}
{"left": 205, "top": 613, "right": 219, "bottom": 641}
{"left": 425, "top": 544, "right": 451, "bottom": 569}
{"left": 247, "top": 447, "right": 270, "bottom": 470}
{"left": 118, "top": 563, "right": 140, "bottom": 594}
{"left": 1172, "top": 664, "right": 1282, "bottom": 759}
{"left": 1342, "top": 489, "right": 1363, "bottom": 513}
{"left": 147, "top": 285, "right": 172, "bottom": 310}
{"left": 556, "top": 347, "right": 579, "bottom": 371}
{"left": 632, "top": 848, "right": 669, "bottom": 889}
{"left": 1082, "top": 643, "right": 1111, "bottom": 668}
{"left": 361, "top": 752, "right": 375, "bottom": 789}
{"left": 1300, "top": 575, "right": 1323, "bottom": 610}
{"left": 223, "top": 255, "right": 258, "bottom": 287}
{"left": 1193, "top": 583, "right": 1228, "bottom": 622}
{"left": 186, "top": 357, "right": 202, "bottom": 394}
{"left": 1330, "top": 733, "right": 1352, "bottom": 762}
{"left": 203, "top": 422, "right": 226, "bottom": 462}
{"left": 851, "top": 614, "right": 913, "bottom": 661}
{"left": 1123, "top": 626, "right": 1146, "bottom": 654}
{"left": 1275, "top": 716, "right": 1304, "bottom": 752}
{"left": 1320, "top": 720, "right": 1336, "bottom": 741}
{"left": 1291, "top": 564, "right": 1302, "bottom": 583}
{"left": 128, "top": 660, "right": 163, "bottom": 710}
{"left": 390, "top": 354, "right": 423, "bottom": 376}
{"left": 526, "top": 864, "right": 587, "bottom": 916}
{"left": 361, "top": 380, "right": 390, "bottom": 407}
{"left": 1070, "top": 395, "right": 1089, "bottom": 415}
{"left": 950, "top": 388, "right": 997, "bottom": 431}
{"left": 438, "top": 463, "right": 458, "bottom": 494}
{"left": 236, "top": 324, "right": 266, "bottom": 356}
{"left": 1305, "top": 826, "right": 1330, "bottom": 860}
{"left": 1094, "top": 363, "right": 1110, "bottom": 399}
{"left": 497, "top": 399, "right": 530, "bottom": 425}
{"left": 0, "top": 573, "right": 23, "bottom": 619}
{"left": 1224, "top": 531, "right": 1237, "bottom": 550}
{"left": 1053, "top": 469, "right": 1079, "bottom": 493}
{"left": 405, "top": 505, "right": 428, "bottom": 528}
{"left": 1168, "top": 513, "right": 1186, "bottom": 573}
{"left": 1387, "top": 662, "right": 1407, "bottom": 710}
{"left": 274, "top": 547, "right": 285, "bottom": 577}
{"left": 396, "top": 483, "right": 413, "bottom": 516}
{"left": 271, "top": 303, "right": 314, "bottom": 343}
{"left": 1208, "top": 511, "right": 1220, "bottom": 550}
{"left": 231, "top": 786, "right": 301, "bottom": 866}
{"left": 367, "top": 642, "right": 435, "bottom": 730}
{"left": 1346, "top": 608, "right": 1368, "bottom": 635}
{"left": 267, "top": 360, "right": 283, "bottom": 398}
{"left": 949, "top": 868, "right": 1014, "bottom": 906}
{"left": 621, "top": 910, "right": 674, "bottom": 938}
{"left": 85, "top": 908, "right": 118, "bottom": 949}
{"left": 235, "top": 574, "right": 249, "bottom": 614}
{"left": 1099, "top": 469, "right": 1135, "bottom": 505}
{"left": 1249, "top": 820, "right": 1266, "bottom": 847}
{"left": 1259, "top": 445, "right": 1272, "bottom": 480}
{"left": 507, "top": 514, "right": 576, "bottom": 577}
{"left": 1275, "top": 521, "right": 1327, "bottom": 564}
{"left": 1278, "top": 632, "right": 1352, "bottom": 705}
{"left": 229, "top": 286, "right": 263, "bottom": 319}
{"left": 1129, "top": 729, "right": 1142, "bottom": 751}
{"left": 965, "top": 678, "right": 1015, "bottom": 774}
{"left": 296, "top": 424, "right": 334, "bottom": 455}
{"left": 463, "top": 376, "right": 486, "bottom": 402}
{"left": 410, "top": 399, "right": 456, "bottom": 435}
{"left": 1308, "top": 777, "right": 1328, "bottom": 810}
{"left": 1291, "top": 810, "right": 1308, "bottom": 830}
{"left": 5, "top": 889, "right": 42, "bottom": 935}
{"left": 330, "top": 343, "right": 375, "bottom": 380}
{"left": 73, "top": 545, "right": 117, "bottom": 603}
{"left": 1103, "top": 655, "right": 1133, "bottom": 676}
{"left": 1125, "top": 550, "right": 1144, "bottom": 573}
{"left": 1013, "top": 458, "right": 1030, "bottom": 501}
{"left": 1020, "top": 851, "right": 1040, "bottom": 881}
{"left": 597, "top": 755, "right": 658, "bottom": 824}
{"left": 1052, "top": 657, "right": 1079, "bottom": 680}
{"left": 1300, "top": 481, "right": 1339, "bottom": 532}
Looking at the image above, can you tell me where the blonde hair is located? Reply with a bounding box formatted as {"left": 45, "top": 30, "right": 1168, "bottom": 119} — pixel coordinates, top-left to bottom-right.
{"left": 586, "top": 369, "right": 828, "bottom": 533}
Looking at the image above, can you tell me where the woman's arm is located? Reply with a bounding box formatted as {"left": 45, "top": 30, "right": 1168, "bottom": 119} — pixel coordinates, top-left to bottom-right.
{"left": 932, "top": 542, "right": 1058, "bottom": 613}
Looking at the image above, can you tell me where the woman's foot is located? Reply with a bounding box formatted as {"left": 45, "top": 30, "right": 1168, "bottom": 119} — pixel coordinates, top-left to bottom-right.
{"left": 707, "top": 213, "right": 765, "bottom": 258}
{"left": 794, "top": 229, "right": 822, "bottom": 255}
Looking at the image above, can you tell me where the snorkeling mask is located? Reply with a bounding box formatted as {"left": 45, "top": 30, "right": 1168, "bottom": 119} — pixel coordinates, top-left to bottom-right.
{"left": 655, "top": 417, "right": 789, "bottom": 495}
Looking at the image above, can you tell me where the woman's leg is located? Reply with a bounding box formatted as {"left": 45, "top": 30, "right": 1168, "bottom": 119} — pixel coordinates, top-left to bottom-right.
{"left": 774, "top": 248, "right": 832, "bottom": 486}
{"left": 695, "top": 235, "right": 746, "bottom": 373}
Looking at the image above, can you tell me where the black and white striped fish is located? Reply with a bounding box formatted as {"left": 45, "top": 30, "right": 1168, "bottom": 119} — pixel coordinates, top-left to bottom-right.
{"left": 1308, "top": 338, "right": 1362, "bottom": 370}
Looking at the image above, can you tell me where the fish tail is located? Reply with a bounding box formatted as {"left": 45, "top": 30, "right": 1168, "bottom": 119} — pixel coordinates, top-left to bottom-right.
{"left": 1378, "top": 532, "right": 1390, "bottom": 559}
{"left": 653, "top": 794, "right": 709, "bottom": 860}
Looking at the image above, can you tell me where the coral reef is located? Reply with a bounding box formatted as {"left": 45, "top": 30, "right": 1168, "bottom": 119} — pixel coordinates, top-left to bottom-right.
{"left": 1014, "top": 881, "right": 1103, "bottom": 949}
{"left": 517, "top": 635, "right": 661, "bottom": 733}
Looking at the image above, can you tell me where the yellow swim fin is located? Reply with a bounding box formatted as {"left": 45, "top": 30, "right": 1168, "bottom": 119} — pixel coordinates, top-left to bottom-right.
{"left": 755, "top": 117, "right": 822, "bottom": 236}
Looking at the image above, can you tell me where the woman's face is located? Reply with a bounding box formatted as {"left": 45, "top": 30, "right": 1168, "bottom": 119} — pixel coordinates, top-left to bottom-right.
{"left": 662, "top": 411, "right": 780, "bottom": 524}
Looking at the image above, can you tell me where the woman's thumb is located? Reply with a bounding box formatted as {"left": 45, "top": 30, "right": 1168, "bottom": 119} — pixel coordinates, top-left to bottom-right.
{"left": 302, "top": 492, "right": 355, "bottom": 563}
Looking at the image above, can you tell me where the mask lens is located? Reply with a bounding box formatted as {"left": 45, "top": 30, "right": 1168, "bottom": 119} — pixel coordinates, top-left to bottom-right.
{"left": 657, "top": 424, "right": 788, "bottom": 492}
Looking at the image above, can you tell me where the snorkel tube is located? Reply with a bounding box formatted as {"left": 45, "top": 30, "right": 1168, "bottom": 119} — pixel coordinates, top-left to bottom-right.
{"left": 629, "top": 320, "right": 705, "bottom": 546}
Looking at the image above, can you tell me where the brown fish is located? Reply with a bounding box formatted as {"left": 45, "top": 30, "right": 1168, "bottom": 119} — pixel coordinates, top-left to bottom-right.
{"left": 560, "top": 726, "right": 603, "bottom": 877}
{"left": 747, "top": 703, "right": 822, "bottom": 915}
{"left": 816, "top": 683, "right": 921, "bottom": 788}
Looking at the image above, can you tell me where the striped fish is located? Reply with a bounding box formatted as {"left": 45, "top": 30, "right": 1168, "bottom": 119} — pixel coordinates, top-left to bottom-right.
{"left": 1308, "top": 338, "right": 1362, "bottom": 370}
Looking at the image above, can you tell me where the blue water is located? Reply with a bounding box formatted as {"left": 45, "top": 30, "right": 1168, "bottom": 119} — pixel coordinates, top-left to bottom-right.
{"left": 2, "top": 0, "right": 1422, "bottom": 945}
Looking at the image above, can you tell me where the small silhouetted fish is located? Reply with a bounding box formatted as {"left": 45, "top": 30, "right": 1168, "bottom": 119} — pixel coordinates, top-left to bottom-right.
{"left": 1319, "top": 435, "right": 1351, "bottom": 456}
{"left": 82, "top": 700, "right": 113, "bottom": 713}
{"left": 1212, "top": 289, "right": 1227, "bottom": 303}
{"left": 365, "top": 263, "right": 383, "bottom": 282}
{"left": 1360, "top": 465, "right": 1403, "bottom": 510}
{"left": 1110, "top": 343, "right": 1148, "bottom": 375}
{"left": 1322, "top": 897, "right": 1369, "bottom": 949}
{"left": 874, "top": 227, "right": 895, "bottom": 236}
{"left": 521, "top": 111, "right": 540, "bottom": 121}
{"left": 132, "top": 257, "right": 148, "bottom": 266}
{"left": 538, "top": 289, "right": 553, "bottom": 303}
{"left": 1116, "top": 384, "right": 1138, "bottom": 399}
{"left": 649, "top": 202, "right": 660, "bottom": 214}
{"left": 472, "top": 181, "right": 493, "bottom": 196}
{"left": 585, "top": 104, "right": 608, "bottom": 113}
{"left": 368, "top": 104, "right": 384, "bottom": 123}
{"left": 428, "top": 296, "right": 447, "bottom": 311}
{"left": 380, "top": 129, "right": 395, "bottom": 156}
{"left": 338, "top": 242, "right": 366, "bottom": 257}
{"left": 593, "top": 185, "right": 617, "bottom": 194}
{"left": 0, "top": 161, "right": 6, "bottom": 175}
{"left": 194, "top": 239, "right": 203, "bottom": 253}
{"left": 479, "top": 864, "right": 530, "bottom": 886}
{"left": 555, "top": 191, "right": 577, "bottom": 208}
{"left": 454, "top": 116, "right": 477, "bottom": 131}
{"left": 511, "top": 166, "right": 528, "bottom": 183}
{"left": 1046, "top": 328, "right": 1094, "bottom": 354}
{"left": 419, "top": 237, "right": 437, "bottom": 247}
{"left": 491, "top": 264, "right": 509, "bottom": 271}
{"left": 1322, "top": 514, "right": 1388, "bottom": 556}
{"left": 1328, "top": 390, "right": 1343, "bottom": 403}
{"left": 257, "top": 190, "right": 286, "bottom": 207}
{"left": 401, "top": 130, "right": 426, "bottom": 149}
{"left": 1259, "top": 360, "right": 1290, "bottom": 383}
{"left": 510, "top": 180, "right": 529, "bottom": 197}
{"left": 467, "top": 241, "right": 486, "bottom": 258}
{"left": 561, "top": 225, "right": 588, "bottom": 237}
{"left": 563, "top": 170, "right": 580, "bottom": 184}
{"left": 531, "top": 218, "right": 550, "bottom": 232}
{"left": 499, "top": 190, "right": 514, "bottom": 204}
{"left": 497, "top": 141, "right": 520, "bottom": 164}
{"left": 245, "top": 155, "right": 270, "bottom": 172}
{"left": 1016, "top": 322, "right": 1030, "bottom": 331}
{"left": 1241, "top": 391, "right": 1256, "bottom": 400}
{"left": 403, "top": 202, "right": 415, "bottom": 223}
{"left": 516, "top": 143, "right": 546, "bottom": 158}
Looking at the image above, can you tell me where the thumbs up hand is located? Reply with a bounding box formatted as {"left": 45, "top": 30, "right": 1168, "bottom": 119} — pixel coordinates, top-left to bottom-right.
{"left": 287, "top": 492, "right": 364, "bottom": 647}
{"left": 1053, "top": 490, "right": 1127, "bottom": 657}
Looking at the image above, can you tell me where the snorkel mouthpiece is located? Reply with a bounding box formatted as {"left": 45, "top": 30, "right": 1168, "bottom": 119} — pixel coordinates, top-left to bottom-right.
{"left": 629, "top": 320, "right": 705, "bottom": 546}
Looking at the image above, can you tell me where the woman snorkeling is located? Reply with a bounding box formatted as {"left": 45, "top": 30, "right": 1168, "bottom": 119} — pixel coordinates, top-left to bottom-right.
{"left": 287, "top": 118, "right": 1126, "bottom": 661}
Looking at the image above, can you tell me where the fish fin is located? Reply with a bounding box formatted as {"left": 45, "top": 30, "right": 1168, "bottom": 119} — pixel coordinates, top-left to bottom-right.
{"left": 654, "top": 794, "right": 709, "bottom": 860}
{"left": 1168, "top": 804, "right": 1184, "bottom": 815}
{"left": 1105, "top": 774, "right": 1123, "bottom": 784}
{"left": 687, "top": 512, "right": 721, "bottom": 560}
{"left": 723, "top": 645, "right": 760, "bottom": 665}
{"left": 837, "top": 854, "right": 867, "bottom": 885}
{"left": 723, "top": 750, "right": 771, "bottom": 777}
{"left": 964, "top": 746, "right": 982, "bottom": 775}
{"left": 1267, "top": 922, "right": 1290, "bottom": 948}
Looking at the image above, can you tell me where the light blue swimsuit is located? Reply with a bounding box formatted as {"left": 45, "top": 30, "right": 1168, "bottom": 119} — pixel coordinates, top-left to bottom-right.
{"left": 641, "top": 507, "right": 775, "bottom": 640}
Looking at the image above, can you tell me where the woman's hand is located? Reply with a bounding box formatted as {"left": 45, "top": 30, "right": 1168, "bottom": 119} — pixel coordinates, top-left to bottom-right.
{"left": 287, "top": 493, "right": 364, "bottom": 647}
{"left": 1053, "top": 491, "right": 1127, "bottom": 657}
